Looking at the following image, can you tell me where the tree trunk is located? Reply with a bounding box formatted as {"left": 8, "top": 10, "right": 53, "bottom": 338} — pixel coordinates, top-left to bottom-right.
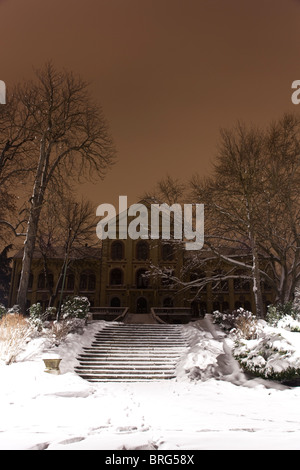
{"left": 251, "top": 237, "right": 264, "bottom": 318}
{"left": 16, "top": 143, "right": 47, "bottom": 314}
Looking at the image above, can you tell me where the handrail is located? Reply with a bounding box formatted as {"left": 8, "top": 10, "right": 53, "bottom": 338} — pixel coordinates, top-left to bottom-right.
{"left": 150, "top": 308, "right": 167, "bottom": 324}
{"left": 90, "top": 306, "right": 129, "bottom": 322}
{"left": 113, "top": 307, "right": 129, "bottom": 322}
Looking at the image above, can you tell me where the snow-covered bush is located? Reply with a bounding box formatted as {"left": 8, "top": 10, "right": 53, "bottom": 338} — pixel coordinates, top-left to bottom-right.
{"left": 266, "top": 302, "right": 299, "bottom": 327}
{"left": 232, "top": 311, "right": 260, "bottom": 340}
{"left": 0, "top": 313, "right": 34, "bottom": 364}
{"left": 213, "top": 308, "right": 259, "bottom": 339}
{"left": 60, "top": 296, "right": 90, "bottom": 320}
{"left": 212, "top": 310, "right": 236, "bottom": 331}
{"left": 7, "top": 305, "right": 21, "bottom": 315}
{"left": 233, "top": 327, "right": 300, "bottom": 382}
{"left": 0, "top": 304, "right": 6, "bottom": 319}
{"left": 48, "top": 317, "right": 87, "bottom": 346}
{"left": 277, "top": 315, "right": 300, "bottom": 333}
{"left": 29, "top": 303, "right": 57, "bottom": 331}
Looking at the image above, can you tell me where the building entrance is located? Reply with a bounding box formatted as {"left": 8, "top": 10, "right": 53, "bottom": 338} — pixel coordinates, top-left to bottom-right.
{"left": 136, "top": 297, "right": 148, "bottom": 313}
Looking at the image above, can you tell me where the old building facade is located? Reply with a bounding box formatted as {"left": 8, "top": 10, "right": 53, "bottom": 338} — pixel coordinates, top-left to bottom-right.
{"left": 9, "top": 204, "right": 275, "bottom": 317}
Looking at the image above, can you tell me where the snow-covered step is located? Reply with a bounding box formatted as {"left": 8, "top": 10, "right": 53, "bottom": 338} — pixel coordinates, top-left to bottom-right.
{"left": 75, "top": 323, "right": 188, "bottom": 382}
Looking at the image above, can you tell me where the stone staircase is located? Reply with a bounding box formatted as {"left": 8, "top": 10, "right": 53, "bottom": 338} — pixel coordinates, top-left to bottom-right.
{"left": 75, "top": 323, "right": 189, "bottom": 382}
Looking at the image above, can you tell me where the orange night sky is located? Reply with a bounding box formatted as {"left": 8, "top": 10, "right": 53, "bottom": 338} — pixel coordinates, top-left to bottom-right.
{"left": 1, "top": 0, "right": 299, "bottom": 209}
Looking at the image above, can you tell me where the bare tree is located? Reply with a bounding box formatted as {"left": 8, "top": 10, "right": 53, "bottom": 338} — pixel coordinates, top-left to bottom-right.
{"left": 14, "top": 63, "right": 115, "bottom": 312}
{"left": 142, "top": 115, "right": 300, "bottom": 316}
{"left": 0, "top": 89, "right": 34, "bottom": 242}
{"left": 36, "top": 192, "right": 98, "bottom": 314}
{"left": 262, "top": 113, "right": 300, "bottom": 302}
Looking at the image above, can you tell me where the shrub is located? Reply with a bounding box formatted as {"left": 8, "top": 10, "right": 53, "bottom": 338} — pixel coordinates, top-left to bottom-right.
{"left": 48, "top": 318, "right": 86, "bottom": 346}
{"left": 266, "top": 302, "right": 299, "bottom": 326}
{"left": 212, "top": 310, "right": 236, "bottom": 331}
{"left": 29, "top": 303, "right": 56, "bottom": 331}
{"left": 7, "top": 305, "right": 21, "bottom": 315}
{"left": 0, "top": 313, "right": 34, "bottom": 364}
{"left": 0, "top": 304, "right": 6, "bottom": 319}
{"left": 213, "top": 308, "right": 259, "bottom": 339}
{"left": 60, "top": 296, "right": 90, "bottom": 320}
{"left": 233, "top": 331, "right": 300, "bottom": 381}
{"left": 233, "top": 311, "right": 259, "bottom": 340}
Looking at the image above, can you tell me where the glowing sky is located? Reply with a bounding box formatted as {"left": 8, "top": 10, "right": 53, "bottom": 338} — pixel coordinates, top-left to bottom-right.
{"left": 1, "top": 0, "right": 299, "bottom": 207}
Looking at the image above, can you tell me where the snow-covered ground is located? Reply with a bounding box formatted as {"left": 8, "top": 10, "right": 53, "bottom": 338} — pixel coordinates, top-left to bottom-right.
{"left": 1, "top": 319, "right": 300, "bottom": 450}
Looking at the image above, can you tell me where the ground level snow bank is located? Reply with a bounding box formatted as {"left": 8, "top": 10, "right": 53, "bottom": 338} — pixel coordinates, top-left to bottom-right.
{"left": 178, "top": 317, "right": 292, "bottom": 389}
{"left": 0, "top": 319, "right": 300, "bottom": 450}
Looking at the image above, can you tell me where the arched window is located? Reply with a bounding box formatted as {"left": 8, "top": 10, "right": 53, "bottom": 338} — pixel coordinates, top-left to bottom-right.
{"left": 80, "top": 272, "right": 96, "bottom": 291}
{"left": 66, "top": 273, "right": 75, "bottom": 291}
{"left": 88, "top": 273, "right": 96, "bottom": 291}
{"left": 110, "top": 297, "right": 121, "bottom": 307}
{"left": 234, "top": 270, "right": 251, "bottom": 292}
{"left": 212, "top": 270, "right": 229, "bottom": 292}
{"left": 136, "top": 241, "right": 149, "bottom": 260}
{"left": 136, "top": 297, "right": 148, "bottom": 313}
{"left": 111, "top": 241, "right": 124, "bottom": 260}
{"left": 163, "top": 297, "right": 173, "bottom": 307}
{"left": 110, "top": 268, "right": 123, "bottom": 286}
{"left": 162, "top": 243, "right": 174, "bottom": 261}
{"left": 28, "top": 273, "right": 34, "bottom": 290}
{"left": 235, "top": 301, "right": 243, "bottom": 309}
{"left": 38, "top": 272, "right": 46, "bottom": 289}
{"left": 58, "top": 273, "right": 74, "bottom": 291}
{"left": 161, "top": 269, "right": 174, "bottom": 286}
{"left": 37, "top": 271, "right": 54, "bottom": 290}
{"left": 189, "top": 270, "right": 206, "bottom": 292}
{"left": 79, "top": 273, "right": 88, "bottom": 290}
{"left": 136, "top": 269, "right": 149, "bottom": 288}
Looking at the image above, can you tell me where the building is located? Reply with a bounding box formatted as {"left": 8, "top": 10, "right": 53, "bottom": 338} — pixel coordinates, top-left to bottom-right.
{"left": 9, "top": 203, "right": 275, "bottom": 321}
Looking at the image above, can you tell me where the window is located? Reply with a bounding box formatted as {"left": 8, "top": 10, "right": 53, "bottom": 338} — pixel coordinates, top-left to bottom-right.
{"left": 162, "top": 243, "right": 174, "bottom": 261}
{"left": 136, "top": 269, "right": 149, "bottom": 288}
{"left": 88, "top": 274, "right": 96, "bottom": 291}
{"left": 66, "top": 273, "right": 75, "bottom": 291}
{"left": 191, "top": 300, "right": 207, "bottom": 316}
{"left": 234, "top": 271, "right": 251, "bottom": 292}
{"left": 136, "top": 297, "right": 148, "bottom": 313}
{"left": 163, "top": 297, "right": 173, "bottom": 307}
{"left": 161, "top": 269, "right": 174, "bottom": 286}
{"left": 28, "top": 273, "right": 33, "bottom": 290}
{"left": 110, "top": 297, "right": 121, "bottom": 307}
{"left": 37, "top": 272, "right": 54, "bottom": 290}
{"left": 58, "top": 273, "right": 75, "bottom": 291}
{"left": 136, "top": 241, "right": 149, "bottom": 260}
{"left": 80, "top": 272, "right": 96, "bottom": 291}
{"left": 79, "top": 273, "right": 88, "bottom": 290}
{"left": 212, "top": 270, "right": 229, "bottom": 292}
{"left": 47, "top": 273, "right": 54, "bottom": 289}
{"left": 189, "top": 270, "right": 206, "bottom": 292}
{"left": 110, "top": 268, "right": 123, "bottom": 286}
{"left": 111, "top": 241, "right": 124, "bottom": 260}
{"left": 38, "top": 272, "right": 46, "bottom": 289}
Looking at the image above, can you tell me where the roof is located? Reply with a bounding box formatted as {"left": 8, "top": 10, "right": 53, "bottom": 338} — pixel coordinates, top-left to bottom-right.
{"left": 14, "top": 245, "right": 101, "bottom": 260}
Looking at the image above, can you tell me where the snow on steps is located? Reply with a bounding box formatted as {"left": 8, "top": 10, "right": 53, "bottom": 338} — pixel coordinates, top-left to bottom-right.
{"left": 75, "top": 323, "right": 189, "bottom": 382}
